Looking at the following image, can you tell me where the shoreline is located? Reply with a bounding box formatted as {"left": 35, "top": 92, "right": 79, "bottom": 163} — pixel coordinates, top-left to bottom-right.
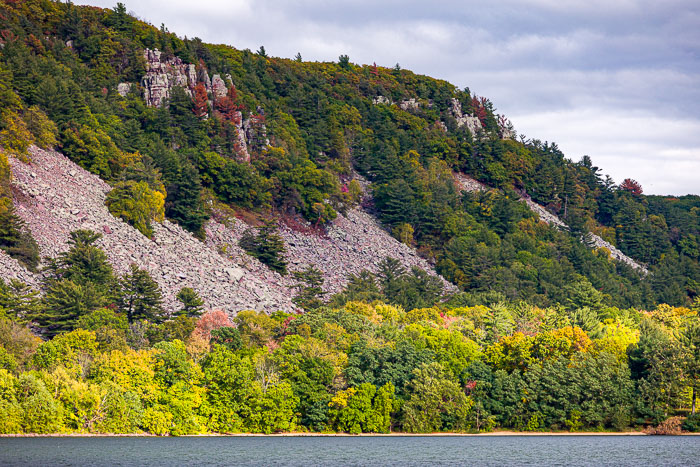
{"left": 6, "top": 430, "right": 691, "bottom": 437}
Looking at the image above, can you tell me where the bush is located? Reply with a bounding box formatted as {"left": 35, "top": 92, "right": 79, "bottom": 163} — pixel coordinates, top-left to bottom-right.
{"left": 106, "top": 181, "right": 165, "bottom": 238}
{"left": 682, "top": 414, "right": 700, "bottom": 432}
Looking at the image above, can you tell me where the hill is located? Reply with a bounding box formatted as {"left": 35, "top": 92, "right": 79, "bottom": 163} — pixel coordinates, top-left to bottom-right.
{"left": 0, "top": 0, "right": 699, "bottom": 437}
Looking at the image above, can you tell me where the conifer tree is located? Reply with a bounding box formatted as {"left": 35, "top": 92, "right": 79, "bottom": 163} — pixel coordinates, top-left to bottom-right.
{"left": 292, "top": 266, "right": 325, "bottom": 310}
{"left": 118, "top": 264, "right": 165, "bottom": 323}
{"left": 176, "top": 287, "right": 204, "bottom": 317}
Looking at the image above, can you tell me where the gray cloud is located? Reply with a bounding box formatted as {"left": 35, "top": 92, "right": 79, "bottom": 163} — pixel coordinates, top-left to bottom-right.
{"left": 77, "top": 0, "right": 700, "bottom": 195}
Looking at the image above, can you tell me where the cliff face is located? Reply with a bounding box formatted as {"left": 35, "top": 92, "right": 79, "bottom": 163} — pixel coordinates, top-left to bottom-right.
{"left": 6, "top": 146, "right": 454, "bottom": 313}
{"left": 123, "top": 48, "right": 253, "bottom": 162}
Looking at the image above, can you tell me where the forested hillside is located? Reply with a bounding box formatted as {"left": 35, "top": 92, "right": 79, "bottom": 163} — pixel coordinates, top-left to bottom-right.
{"left": 0, "top": 0, "right": 699, "bottom": 434}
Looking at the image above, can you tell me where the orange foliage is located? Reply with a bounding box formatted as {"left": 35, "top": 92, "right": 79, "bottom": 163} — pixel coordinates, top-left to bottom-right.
{"left": 192, "top": 309, "right": 233, "bottom": 341}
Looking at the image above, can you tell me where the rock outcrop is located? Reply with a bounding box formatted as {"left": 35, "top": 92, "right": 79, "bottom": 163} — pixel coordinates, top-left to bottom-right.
{"left": 453, "top": 172, "right": 648, "bottom": 273}
{"left": 9, "top": 147, "right": 297, "bottom": 313}
{"left": 450, "top": 98, "right": 482, "bottom": 135}
{"left": 141, "top": 48, "right": 197, "bottom": 107}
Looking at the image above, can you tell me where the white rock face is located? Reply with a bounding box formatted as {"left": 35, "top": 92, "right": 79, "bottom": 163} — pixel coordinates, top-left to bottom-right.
{"left": 453, "top": 171, "right": 648, "bottom": 273}
{"left": 116, "top": 83, "right": 132, "bottom": 97}
{"left": 450, "top": 98, "right": 482, "bottom": 135}
{"left": 141, "top": 48, "right": 197, "bottom": 107}
{"left": 211, "top": 74, "right": 228, "bottom": 99}
{"left": 399, "top": 98, "right": 420, "bottom": 111}
{"left": 372, "top": 96, "right": 392, "bottom": 105}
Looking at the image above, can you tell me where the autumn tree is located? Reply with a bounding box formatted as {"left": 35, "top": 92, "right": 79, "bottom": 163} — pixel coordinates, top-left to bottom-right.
{"left": 192, "top": 83, "right": 209, "bottom": 119}
{"left": 620, "top": 178, "right": 643, "bottom": 196}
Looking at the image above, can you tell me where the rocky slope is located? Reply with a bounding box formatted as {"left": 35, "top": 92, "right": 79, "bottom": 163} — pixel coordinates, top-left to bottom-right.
{"left": 0, "top": 250, "right": 40, "bottom": 289}
{"left": 9, "top": 146, "right": 296, "bottom": 313}
{"left": 453, "top": 172, "right": 648, "bottom": 273}
{"left": 205, "top": 205, "right": 457, "bottom": 297}
{"left": 5, "top": 146, "right": 455, "bottom": 314}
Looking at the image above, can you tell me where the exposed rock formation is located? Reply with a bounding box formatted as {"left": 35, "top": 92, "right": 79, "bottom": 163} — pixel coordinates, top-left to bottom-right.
{"left": 116, "top": 82, "right": 132, "bottom": 97}
{"left": 141, "top": 48, "right": 197, "bottom": 107}
{"left": 372, "top": 96, "right": 392, "bottom": 105}
{"left": 211, "top": 74, "right": 229, "bottom": 99}
{"left": 453, "top": 172, "right": 648, "bottom": 273}
{"left": 8, "top": 147, "right": 297, "bottom": 313}
{"left": 450, "top": 98, "right": 482, "bottom": 135}
{"left": 399, "top": 98, "right": 421, "bottom": 111}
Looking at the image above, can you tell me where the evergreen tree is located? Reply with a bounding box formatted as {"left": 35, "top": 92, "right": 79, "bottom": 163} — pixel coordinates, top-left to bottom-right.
{"left": 0, "top": 279, "right": 40, "bottom": 322}
{"left": 239, "top": 221, "right": 288, "bottom": 275}
{"left": 165, "top": 163, "right": 209, "bottom": 237}
{"left": 0, "top": 201, "right": 39, "bottom": 271}
{"left": 292, "top": 266, "right": 325, "bottom": 310}
{"left": 176, "top": 287, "right": 204, "bottom": 317}
{"left": 52, "top": 230, "right": 115, "bottom": 290}
{"left": 37, "top": 280, "right": 106, "bottom": 337}
{"left": 117, "top": 264, "right": 165, "bottom": 323}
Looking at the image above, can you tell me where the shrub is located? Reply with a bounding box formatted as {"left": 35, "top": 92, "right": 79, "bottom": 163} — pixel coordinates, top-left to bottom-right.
{"left": 106, "top": 181, "right": 165, "bottom": 238}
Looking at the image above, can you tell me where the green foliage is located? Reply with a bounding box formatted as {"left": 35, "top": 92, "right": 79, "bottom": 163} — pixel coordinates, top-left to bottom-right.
{"left": 239, "top": 221, "right": 288, "bottom": 275}
{"left": 176, "top": 287, "right": 204, "bottom": 317}
{"left": 402, "top": 362, "right": 473, "bottom": 432}
{"left": 106, "top": 181, "right": 165, "bottom": 238}
{"left": 0, "top": 199, "right": 40, "bottom": 271}
{"left": 117, "top": 264, "right": 165, "bottom": 324}
{"left": 292, "top": 266, "right": 325, "bottom": 310}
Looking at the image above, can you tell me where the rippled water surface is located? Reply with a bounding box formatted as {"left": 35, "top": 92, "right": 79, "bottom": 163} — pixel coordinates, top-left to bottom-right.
{"left": 1, "top": 435, "right": 698, "bottom": 466}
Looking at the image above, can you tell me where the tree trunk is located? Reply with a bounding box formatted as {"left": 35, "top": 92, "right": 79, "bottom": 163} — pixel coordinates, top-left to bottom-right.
{"left": 693, "top": 387, "right": 696, "bottom": 416}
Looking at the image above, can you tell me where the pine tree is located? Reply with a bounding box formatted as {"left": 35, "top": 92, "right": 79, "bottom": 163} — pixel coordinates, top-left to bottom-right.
{"left": 37, "top": 279, "right": 106, "bottom": 337}
{"left": 0, "top": 200, "right": 40, "bottom": 271}
{"left": 176, "top": 287, "right": 204, "bottom": 317}
{"left": 0, "top": 278, "right": 40, "bottom": 322}
{"left": 118, "top": 264, "right": 165, "bottom": 323}
{"left": 165, "top": 163, "right": 209, "bottom": 237}
{"left": 52, "top": 230, "right": 115, "bottom": 289}
{"left": 292, "top": 266, "right": 325, "bottom": 310}
{"left": 239, "top": 221, "right": 288, "bottom": 275}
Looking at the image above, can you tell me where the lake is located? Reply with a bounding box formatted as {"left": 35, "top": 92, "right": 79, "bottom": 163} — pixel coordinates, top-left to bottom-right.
{"left": 0, "top": 435, "right": 698, "bottom": 466}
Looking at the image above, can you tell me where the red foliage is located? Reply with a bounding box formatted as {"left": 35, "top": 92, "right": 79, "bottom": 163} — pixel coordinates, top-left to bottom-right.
{"left": 214, "top": 85, "right": 242, "bottom": 123}
{"left": 471, "top": 96, "right": 488, "bottom": 125}
{"left": 193, "top": 309, "right": 233, "bottom": 340}
{"left": 192, "top": 83, "right": 208, "bottom": 118}
{"left": 620, "top": 178, "right": 643, "bottom": 196}
{"left": 370, "top": 62, "right": 379, "bottom": 77}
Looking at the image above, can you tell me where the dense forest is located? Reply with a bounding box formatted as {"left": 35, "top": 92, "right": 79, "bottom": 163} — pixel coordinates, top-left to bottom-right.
{"left": 1, "top": 229, "right": 699, "bottom": 434}
{"left": 0, "top": 0, "right": 699, "bottom": 434}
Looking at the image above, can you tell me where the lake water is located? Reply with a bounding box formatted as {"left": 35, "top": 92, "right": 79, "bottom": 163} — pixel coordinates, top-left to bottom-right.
{"left": 0, "top": 435, "right": 698, "bottom": 466}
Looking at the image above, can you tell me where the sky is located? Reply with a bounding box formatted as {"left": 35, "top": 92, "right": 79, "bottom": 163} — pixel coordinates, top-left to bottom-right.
{"left": 77, "top": 0, "right": 700, "bottom": 196}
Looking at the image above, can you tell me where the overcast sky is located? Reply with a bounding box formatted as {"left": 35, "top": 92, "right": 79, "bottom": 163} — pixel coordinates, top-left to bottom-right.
{"left": 77, "top": 0, "right": 700, "bottom": 196}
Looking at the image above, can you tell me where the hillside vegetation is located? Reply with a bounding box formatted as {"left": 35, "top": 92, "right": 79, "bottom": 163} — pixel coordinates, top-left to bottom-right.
{"left": 0, "top": 0, "right": 699, "bottom": 434}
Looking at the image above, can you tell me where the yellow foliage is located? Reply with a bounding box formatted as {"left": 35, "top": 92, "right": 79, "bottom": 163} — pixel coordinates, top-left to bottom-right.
{"left": 403, "top": 307, "right": 443, "bottom": 326}
{"left": 373, "top": 303, "right": 405, "bottom": 324}
{"left": 0, "top": 151, "right": 11, "bottom": 198}
{"left": 343, "top": 301, "right": 383, "bottom": 324}
{"left": 593, "top": 320, "right": 639, "bottom": 363}
{"left": 0, "top": 110, "right": 33, "bottom": 159}
{"left": 22, "top": 106, "right": 57, "bottom": 149}
{"left": 105, "top": 181, "right": 165, "bottom": 238}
